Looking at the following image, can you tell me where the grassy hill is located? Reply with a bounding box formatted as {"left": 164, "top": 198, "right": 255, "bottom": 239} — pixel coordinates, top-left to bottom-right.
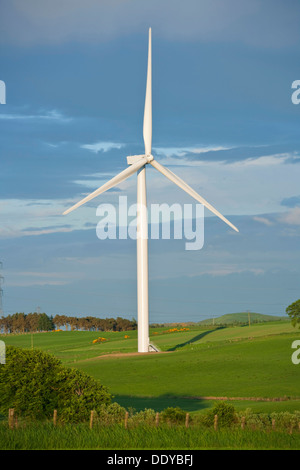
{"left": 198, "top": 312, "right": 288, "bottom": 326}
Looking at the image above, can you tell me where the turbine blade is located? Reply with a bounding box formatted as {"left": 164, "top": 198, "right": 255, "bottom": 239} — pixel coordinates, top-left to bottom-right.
{"left": 63, "top": 157, "right": 147, "bottom": 215}
{"left": 143, "top": 27, "right": 152, "bottom": 155}
{"left": 150, "top": 159, "right": 239, "bottom": 232}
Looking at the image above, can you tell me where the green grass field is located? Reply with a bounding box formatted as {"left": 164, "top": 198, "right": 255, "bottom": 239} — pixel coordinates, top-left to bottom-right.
{"left": 1, "top": 422, "right": 299, "bottom": 450}
{"left": 1, "top": 320, "right": 300, "bottom": 416}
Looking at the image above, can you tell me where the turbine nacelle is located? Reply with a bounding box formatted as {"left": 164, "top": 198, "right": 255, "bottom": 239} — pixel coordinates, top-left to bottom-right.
{"left": 127, "top": 154, "right": 154, "bottom": 165}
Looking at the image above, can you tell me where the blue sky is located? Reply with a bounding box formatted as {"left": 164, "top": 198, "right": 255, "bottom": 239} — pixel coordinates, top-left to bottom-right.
{"left": 0, "top": 0, "right": 300, "bottom": 322}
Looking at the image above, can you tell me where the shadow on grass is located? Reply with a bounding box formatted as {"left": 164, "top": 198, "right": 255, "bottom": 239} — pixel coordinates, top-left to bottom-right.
{"left": 113, "top": 394, "right": 211, "bottom": 413}
{"left": 167, "top": 327, "right": 225, "bottom": 351}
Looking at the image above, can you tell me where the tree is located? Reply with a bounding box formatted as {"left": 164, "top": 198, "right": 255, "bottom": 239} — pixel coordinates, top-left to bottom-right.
{"left": 0, "top": 315, "right": 12, "bottom": 334}
{"left": 69, "top": 316, "right": 78, "bottom": 331}
{"left": 1, "top": 313, "right": 137, "bottom": 333}
{"left": 286, "top": 299, "right": 300, "bottom": 329}
{"left": 12, "top": 313, "right": 26, "bottom": 334}
{"left": 26, "top": 312, "right": 40, "bottom": 332}
{"left": 53, "top": 314, "right": 65, "bottom": 330}
{"left": 0, "top": 346, "right": 111, "bottom": 422}
{"left": 115, "top": 317, "right": 135, "bottom": 331}
{"left": 37, "top": 313, "right": 54, "bottom": 331}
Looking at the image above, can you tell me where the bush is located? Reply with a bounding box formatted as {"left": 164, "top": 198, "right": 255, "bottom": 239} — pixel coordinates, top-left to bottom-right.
{"left": 96, "top": 402, "right": 127, "bottom": 425}
{"left": 270, "top": 411, "right": 300, "bottom": 431}
{"left": 131, "top": 408, "right": 156, "bottom": 425}
{"left": 0, "top": 346, "right": 111, "bottom": 422}
{"left": 237, "top": 409, "right": 300, "bottom": 431}
{"left": 246, "top": 413, "right": 271, "bottom": 431}
{"left": 203, "top": 401, "right": 237, "bottom": 427}
{"left": 160, "top": 407, "right": 186, "bottom": 424}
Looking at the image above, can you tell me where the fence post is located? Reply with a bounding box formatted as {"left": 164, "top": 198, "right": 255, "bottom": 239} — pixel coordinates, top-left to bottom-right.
{"left": 53, "top": 409, "right": 57, "bottom": 426}
{"left": 124, "top": 411, "right": 129, "bottom": 429}
{"left": 185, "top": 413, "right": 190, "bottom": 429}
{"left": 8, "top": 408, "right": 14, "bottom": 430}
{"left": 155, "top": 412, "right": 159, "bottom": 427}
{"left": 214, "top": 414, "right": 218, "bottom": 431}
{"left": 272, "top": 418, "right": 276, "bottom": 431}
{"left": 90, "top": 410, "right": 95, "bottom": 429}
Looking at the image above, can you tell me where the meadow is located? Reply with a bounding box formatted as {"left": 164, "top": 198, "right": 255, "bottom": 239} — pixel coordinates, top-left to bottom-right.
{"left": 1, "top": 319, "right": 299, "bottom": 416}
{"left": 1, "top": 319, "right": 300, "bottom": 450}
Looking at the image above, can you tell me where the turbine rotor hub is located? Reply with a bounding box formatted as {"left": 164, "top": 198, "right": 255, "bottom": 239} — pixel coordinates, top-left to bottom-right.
{"left": 146, "top": 154, "right": 154, "bottom": 163}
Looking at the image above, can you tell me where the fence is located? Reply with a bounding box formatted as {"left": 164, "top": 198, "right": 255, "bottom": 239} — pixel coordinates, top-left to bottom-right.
{"left": 6, "top": 408, "right": 300, "bottom": 434}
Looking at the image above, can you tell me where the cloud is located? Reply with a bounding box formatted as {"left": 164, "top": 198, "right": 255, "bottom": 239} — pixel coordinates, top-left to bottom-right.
{"left": 1, "top": 0, "right": 299, "bottom": 48}
{"left": 152, "top": 148, "right": 296, "bottom": 168}
{"left": 81, "top": 142, "right": 124, "bottom": 153}
{"left": 0, "top": 226, "right": 73, "bottom": 239}
{"left": 145, "top": 149, "right": 300, "bottom": 217}
{"left": 1, "top": 142, "right": 299, "bottom": 244}
{"left": 8, "top": 278, "right": 70, "bottom": 287}
{"left": 153, "top": 145, "right": 232, "bottom": 159}
{"left": 0, "top": 198, "right": 89, "bottom": 240}
{"left": 14, "top": 281, "right": 68, "bottom": 286}
{"left": 8, "top": 270, "right": 82, "bottom": 287}
{"left": 22, "top": 227, "right": 73, "bottom": 237}
{"left": 253, "top": 216, "right": 274, "bottom": 226}
{"left": 231, "top": 154, "right": 292, "bottom": 168}
{"left": 281, "top": 195, "right": 300, "bottom": 208}
{"left": 0, "top": 109, "right": 71, "bottom": 122}
{"left": 278, "top": 207, "right": 300, "bottom": 226}
{"left": 189, "top": 267, "right": 265, "bottom": 278}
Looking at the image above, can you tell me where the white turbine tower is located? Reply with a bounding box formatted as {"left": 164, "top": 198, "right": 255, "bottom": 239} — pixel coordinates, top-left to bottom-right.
{"left": 63, "top": 28, "right": 239, "bottom": 353}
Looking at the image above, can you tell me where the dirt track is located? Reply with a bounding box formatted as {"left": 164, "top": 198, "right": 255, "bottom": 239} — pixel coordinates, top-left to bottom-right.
{"left": 85, "top": 351, "right": 172, "bottom": 360}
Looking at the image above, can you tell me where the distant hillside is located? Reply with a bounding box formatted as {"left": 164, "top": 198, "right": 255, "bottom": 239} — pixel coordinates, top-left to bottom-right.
{"left": 198, "top": 312, "right": 289, "bottom": 326}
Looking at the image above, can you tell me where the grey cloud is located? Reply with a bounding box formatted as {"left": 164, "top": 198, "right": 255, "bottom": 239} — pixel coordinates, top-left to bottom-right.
{"left": 281, "top": 195, "right": 300, "bottom": 208}
{"left": 1, "top": 0, "right": 299, "bottom": 48}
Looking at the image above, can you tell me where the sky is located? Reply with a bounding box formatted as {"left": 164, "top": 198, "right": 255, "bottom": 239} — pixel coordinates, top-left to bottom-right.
{"left": 0, "top": 0, "right": 300, "bottom": 323}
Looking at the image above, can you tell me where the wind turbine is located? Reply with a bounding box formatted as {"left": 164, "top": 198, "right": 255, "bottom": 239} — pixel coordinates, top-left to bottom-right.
{"left": 63, "top": 28, "right": 239, "bottom": 353}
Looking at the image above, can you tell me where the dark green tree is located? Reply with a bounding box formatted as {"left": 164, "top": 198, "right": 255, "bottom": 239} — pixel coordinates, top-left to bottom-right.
{"left": 286, "top": 299, "right": 300, "bottom": 329}
{"left": 37, "top": 313, "right": 54, "bottom": 331}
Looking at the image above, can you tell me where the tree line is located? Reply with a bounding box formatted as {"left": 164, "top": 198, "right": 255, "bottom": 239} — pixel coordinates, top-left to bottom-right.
{"left": 0, "top": 312, "right": 137, "bottom": 334}
{"left": 53, "top": 314, "right": 137, "bottom": 332}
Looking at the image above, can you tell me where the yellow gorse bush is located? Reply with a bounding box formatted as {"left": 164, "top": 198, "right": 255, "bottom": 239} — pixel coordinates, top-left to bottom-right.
{"left": 165, "top": 327, "right": 190, "bottom": 333}
{"left": 92, "top": 337, "right": 107, "bottom": 344}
